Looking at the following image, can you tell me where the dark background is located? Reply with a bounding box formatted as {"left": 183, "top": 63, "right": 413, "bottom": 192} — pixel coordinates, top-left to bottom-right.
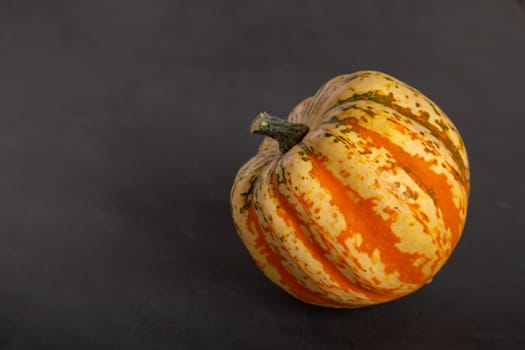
{"left": 1, "top": 0, "right": 524, "bottom": 349}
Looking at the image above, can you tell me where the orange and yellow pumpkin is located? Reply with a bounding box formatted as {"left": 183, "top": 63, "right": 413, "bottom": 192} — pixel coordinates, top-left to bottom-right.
{"left": 230, "top": 71, "right": 470, "bottom": 308}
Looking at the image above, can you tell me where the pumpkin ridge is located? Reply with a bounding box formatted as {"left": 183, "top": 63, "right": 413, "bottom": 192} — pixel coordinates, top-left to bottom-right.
{"left": 333, "top": 118, "right": 452, "bottom": 273}
{"left": 254, "top": 169, "right": 346, "bottom": 302}
{"left": 276, "top": 150, "right": 406, "bottom": 300}
{"left": 334, "top": 90, "right": 468, "bottom": 186}
{"left": 332, "top": 102, "right": 465, "bottom": 208}
{"left": 320, "top": 118, "right": 449, "bottom": 269}
{"left": 246, "top": 205, "right": 346, "bottom": 307}
{"left": 307, "top": 152, "right": 429, "bottom": 287}
{"left": 271, "top": 172, "right": 391, "bottom": 303}
{"left": 346, "top": 121, "right": 464, "bottom": 249}
{"left": 258, "top": 173, "right": 369, "bottom": 305}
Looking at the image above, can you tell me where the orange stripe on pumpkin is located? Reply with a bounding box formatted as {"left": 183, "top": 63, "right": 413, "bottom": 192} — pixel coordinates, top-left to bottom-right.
{"left": 245, "top": 204, "right": 347, "bottom": 307}
{"left": 338, "top": 91, "right": 468, "bottom": 186}
{"left": 346, "top": 119, "right": 463, "bottom": 248}
{"left": 271, "top": 177, "right": 389, "bottom": 303}
{"left": 308, "top": 153, "right": 428, "bottom": 286}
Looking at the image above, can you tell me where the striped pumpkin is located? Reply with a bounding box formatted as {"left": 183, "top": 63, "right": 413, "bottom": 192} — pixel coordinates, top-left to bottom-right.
{"left": 230, "top": 71, "right": 470, "bottom": 308}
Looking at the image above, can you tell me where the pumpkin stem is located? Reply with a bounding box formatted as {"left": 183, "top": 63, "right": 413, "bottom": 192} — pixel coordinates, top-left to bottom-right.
{"left": 250, "top": 112, "right": 309, "bottom": 154}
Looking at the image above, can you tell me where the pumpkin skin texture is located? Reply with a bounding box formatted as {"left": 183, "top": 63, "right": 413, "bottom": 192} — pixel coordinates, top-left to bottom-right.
{"left": 230, "top": 71, "right": 470, "bottom": 308}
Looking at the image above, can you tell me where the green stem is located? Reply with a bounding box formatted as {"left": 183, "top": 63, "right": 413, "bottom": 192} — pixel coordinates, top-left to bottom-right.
{"left": 250, "top": 112, "right": 309, "bottom": 154}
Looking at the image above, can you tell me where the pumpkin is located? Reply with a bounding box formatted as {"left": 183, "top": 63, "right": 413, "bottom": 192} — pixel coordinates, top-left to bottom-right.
{"left": 230, "top": 71, "right": 470, "bottom": 308}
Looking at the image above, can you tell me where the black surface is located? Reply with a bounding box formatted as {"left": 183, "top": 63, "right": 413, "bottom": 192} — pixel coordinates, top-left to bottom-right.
{"left": 1, "top": 1, "right": 524, "bottom": 349}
